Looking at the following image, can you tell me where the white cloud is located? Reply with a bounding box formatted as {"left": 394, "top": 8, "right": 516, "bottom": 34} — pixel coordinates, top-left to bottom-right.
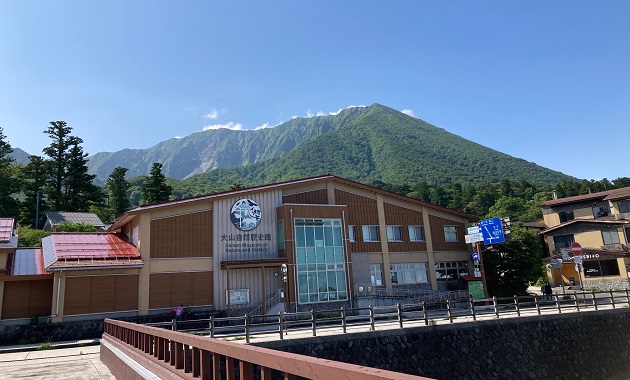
{"left": 254, "top": 122, "right": 277, "bottom": 130}
{"left": 203, "top": 122, "right": 243, "bottom": 131}
{"left": 291, "top": 115, "right": 298, "bottom": 119}
{"left": 316, "top": 111, "right": 326, "bottom": 116}
{"left": 306, "top": 110, "right": 314, "bottom": 118}
{"left": 401, "top": 109, "right": 415, "bottom": 117}
{"left": 204, "top": 110, "right": 219, "bottom": 119}
{"left": 174, "top": 136, "right": 184, "bottom": 139}
{"left": 329, "top": 108, "right": 343, "bottom": 116}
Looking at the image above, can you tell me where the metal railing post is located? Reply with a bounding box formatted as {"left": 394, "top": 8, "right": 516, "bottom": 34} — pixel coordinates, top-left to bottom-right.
{"left": 514, "top": 295, "right": 520, "bottom": 317}
{"left": 279, "top": 312, "right": 284, "bottom": 340}
{"left": 592, "top": 292, "right": 598, "bottom": 310}
{"left": 574, "top": 291, "right": 580, "bottom": 312}
{"left": 341, "top": 307, "right": 347, "bottom": 333}
{"left": 209, "top": 316, "right": 215, "bottom": 338}
{"left": 610, "top": 289, "right": 616, "bottom": 309}
{"left": 423, "top": 301, "right": 428, "bottom": 326}
{"left": 172, "top": 318, "right": 177, "bottom": 331}
{"left": 311, "top": 309, "right": 316, "bottom": 336}
{"left": 245, "top": 313, "right": 250, "bottom": 343}
{"left": 626, "top": 289, "right": 630, "bottom": 307}
{"left": 470, "top": 296, "right": 477, "bottom": 321}
{"left": 556, "top": 294, "right": 561, "bottom": 313}
{"left": 397, "top": 303, "right": 403, "bottom": 328}
{"left": 447, "top": 300, "right": 453, "bottom": 323}
{"left": 493, "top": 296, "right": 499, "bottom": 318}
{"left": 534, "top": 294, "right": 541, "bottom": 315}
{"left": 369, "top": 305, "right": 375, "bottom": 331}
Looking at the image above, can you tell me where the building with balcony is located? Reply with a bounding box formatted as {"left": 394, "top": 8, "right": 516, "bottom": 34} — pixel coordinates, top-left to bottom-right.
{"left": 540, "top": 187, "right": 630, "bottom": 289}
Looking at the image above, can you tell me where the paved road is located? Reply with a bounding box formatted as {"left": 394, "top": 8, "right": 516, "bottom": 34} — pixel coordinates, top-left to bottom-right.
{"left": 0, "top": 345, "right": 114, "bottom": 380}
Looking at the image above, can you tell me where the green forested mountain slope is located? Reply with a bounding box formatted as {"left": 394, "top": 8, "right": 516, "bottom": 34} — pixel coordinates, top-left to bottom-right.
{"left": 87, "top": 106, "right": 366, "bottom": 182}
{"left": 165, "top": 104, "right": 574, "bottom": 198}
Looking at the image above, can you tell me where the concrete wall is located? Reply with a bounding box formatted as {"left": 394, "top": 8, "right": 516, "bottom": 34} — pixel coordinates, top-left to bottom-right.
{"left": 254, "top": 308, "right": 630, "bottom": 380}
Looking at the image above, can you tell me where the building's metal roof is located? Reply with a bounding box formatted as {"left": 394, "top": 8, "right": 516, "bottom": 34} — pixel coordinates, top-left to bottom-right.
{"left": 110, "top": 174, "right": 479, "bottom": 231}
{"left": 604, "top": 187, "right": 630, "bottom": 201}
{"left": 540, "top": 218, "right": 629, "bottom": 234}
{"left": 541, "top": 190, "right": 613, "bottom": 207}
{"left": 42, "top": 233, "right": 142, "bottom": 271}
{"left": 44, "top": 211, "right": 106, "bottom": 228}
{"left": 11, "top": 248, "right": 47, "bottom": 276}
{"left": 0, "top": 218, "right": 15, "bottom": 243}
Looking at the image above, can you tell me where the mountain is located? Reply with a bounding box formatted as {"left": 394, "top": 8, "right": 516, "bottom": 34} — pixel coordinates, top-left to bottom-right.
{"left": 8, "top": 148, "right": 31, "bottom": 164}
{"left": 87, "top": 103, "right": 574, "bottom": 189}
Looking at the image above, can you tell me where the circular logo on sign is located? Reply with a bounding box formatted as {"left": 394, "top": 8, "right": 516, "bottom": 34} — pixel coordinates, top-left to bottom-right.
{"left": 230, "top": 199, "right": 262, "bottom": 231}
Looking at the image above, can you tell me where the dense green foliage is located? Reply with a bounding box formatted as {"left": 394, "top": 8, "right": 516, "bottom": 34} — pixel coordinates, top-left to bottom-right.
{"left": 106, "top": 166, "right": 131, "bottom": 218}
{"left": 55, "top": 222, "right": 99, "bottom": 232}
{"left": 482, "top": 224, "right": 546, "bottom": 296}
{"left": 16, "top": 226, "right": 51, "bottom": 247}
{"left": 141, "top": 163, "right": 172, "bottom": 204}
{"left": 0, "top": 127, "right": 20, "bottom": 217}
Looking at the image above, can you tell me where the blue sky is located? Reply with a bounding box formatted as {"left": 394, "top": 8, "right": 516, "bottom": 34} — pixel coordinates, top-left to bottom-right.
{"left": 1, "top": 1, "right": 628, "bottom": 181}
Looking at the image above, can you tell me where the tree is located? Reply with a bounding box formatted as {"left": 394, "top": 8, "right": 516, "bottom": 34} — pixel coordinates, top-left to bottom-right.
{"left": 107, "top": 167, "right": 131, "bottom": 218}
{"left": 141, "top": 163, "right": 172, "bottom": 204}
{"left": 43, "top": 121, "right": 74, "bottom": 210}
{"left": 19, "top": 156, "right": 49, "bottom": 228}
{"left": 56, "top": 222, "right": 98, "bottom": 232}
{"left": 63, "top": 140, "right": 104, "bottom": 211}
{"left": 482, "top": 224, "right": 545, "bottom": 296}
{"left": 17, "top": 226, "right": 51, "bottom": 248}
{"left": 0, "top": 127, "right": 20, "bottom": 217}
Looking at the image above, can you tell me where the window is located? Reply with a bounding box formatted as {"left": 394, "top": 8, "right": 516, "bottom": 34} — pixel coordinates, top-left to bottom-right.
{"left": 444, "top": 226, "right": 458, "bottom": 242}
{"left": 386, "top": 225, "right": 403, "bottom": 242}
{"left": 593, "top": 206, "right": 610, "bottom": 218}
{"left": 583, "top": 260, "right": 620, "bottom": 278}
{"left": 602, "top": 229, "right": 620, "bottom": 245}
{"left": 294, "top": 219, "right": 347, "bottom": 303}
{"left": 626, "top": 227, "right": 630, "bottom": 243}
{"left": 435, "top": 261, "right": 469, "bottom": 281}
{"left": 553, "top": 234, "right": 574, "bottom": 249}
{"left": 408, "top": 226, "right": 425, "bottom": 242}
{"left": 277, "top": 220, "right": 285, "bottom": 250}
{"left": 369, "top": 264, "right": 383, "bottom": 286}
{"left": 390, "top": 263, "right": 428, "bottom": 284}
{"left": 559, "top": 211, "right": 574, "bottom": 223}
{"left": 348, "top": 225, "right": 356, "bottom": 242}
{"left": 362, "top": 225, "right": 379, "bottom": 242}
{"left": 619, "top": 200, "right": 630, "bottom": 214}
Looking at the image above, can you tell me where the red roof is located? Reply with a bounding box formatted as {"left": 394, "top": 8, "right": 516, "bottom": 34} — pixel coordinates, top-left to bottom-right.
{"left": 0, "top": 218, "right": 14, "bottom": 243}
{"left": 45, "top": 233, "right": 142, "bottom": 271}
{"left": 541, "top": 190, "right": 612, "bottom": 207}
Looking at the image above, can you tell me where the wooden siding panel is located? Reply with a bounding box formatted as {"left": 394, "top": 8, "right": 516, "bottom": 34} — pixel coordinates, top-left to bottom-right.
{"left": 91, "top": 276, "right": 115, "bottom": 313}
{"left": 150, "top": 272, "right": 213, "bottom": 310}
{"left": 64, "top": 277, "right": 91, "bottom": 315}
{"left": 383, "top": 202, "right": 428, "bottom": 252}
{"left": 115, "top": 275, "right": 139, "bottom": 311}
{"left": 335, "top": 190, "right": 380, "bottom": 253}
{"left": 2, "top": 280, "right": 53, "bottom": 319}
{"left": 151, "top": 210, "right": 213, "bottom": 259}
{"left": 282, "top": 189, "right": 328, "bottom": 205}
{"left": 429, "top": 215, "right": 468, "bottom": 251}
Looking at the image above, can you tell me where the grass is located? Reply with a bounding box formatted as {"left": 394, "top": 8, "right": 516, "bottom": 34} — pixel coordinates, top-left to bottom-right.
{"left": 36, "top": 342, "right": 54, "bottom": 351}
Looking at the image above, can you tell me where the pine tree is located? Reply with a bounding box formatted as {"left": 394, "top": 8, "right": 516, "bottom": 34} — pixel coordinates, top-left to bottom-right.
{"left": 0, "top": 127, "right": 20, "bottom": 217}
{"left": 141, "top": 163, "right": 172, "bottom": 204}
{"left": 43, "top": 121, "right": 74, "bottom": 210}
{"left": 107, "top": 166, "right": 131, "bottom": 218}
{"left": 63, "top": 140, "right": 103, "bottom": 211}
{"left": 19, "top": 155, "right": 49, "bottom": 228}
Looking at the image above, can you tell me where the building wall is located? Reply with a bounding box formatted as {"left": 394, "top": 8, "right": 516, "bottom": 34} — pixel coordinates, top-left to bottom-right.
{"left": 148, "top": 271, "right": 212, "bottom": 309}
{"left": 64, "top": 273, "right": 139, "bottom": 316}
{"left": 2, "top": 279, "right": 53, "bottom": 320}
{"left": 150, "top": 210, "right": 212, "bottom": 258}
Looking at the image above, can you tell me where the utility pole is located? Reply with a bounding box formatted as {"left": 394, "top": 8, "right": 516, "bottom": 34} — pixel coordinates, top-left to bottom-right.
{"left": 476, "top": 242, "right": 490, "bottom": 299}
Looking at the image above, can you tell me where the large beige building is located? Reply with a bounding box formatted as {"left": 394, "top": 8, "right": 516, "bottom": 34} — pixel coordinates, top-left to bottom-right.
{"left": 0, "top": 175, "right": 478, "bottom": 324}
{"left": 541, "top": 187, "right": 630, "bottom": 288}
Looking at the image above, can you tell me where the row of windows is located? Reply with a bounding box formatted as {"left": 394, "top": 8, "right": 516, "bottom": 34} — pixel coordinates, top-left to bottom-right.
{"left": 553, "top": 229, "right": 628, "bottom": 249}
{"left": 348, "top": 225, "right": 459, "bottom": 243}
{"left": 369, "top": 261, "right": 469, "bottom": 286}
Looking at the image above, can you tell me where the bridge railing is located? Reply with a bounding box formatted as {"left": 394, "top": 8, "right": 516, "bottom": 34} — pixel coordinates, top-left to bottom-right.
{"left": 145, "top": 289, "right": 630, "bottom": 342}
{"left": 102, "top": 318, "right": 431, "bottom": 380}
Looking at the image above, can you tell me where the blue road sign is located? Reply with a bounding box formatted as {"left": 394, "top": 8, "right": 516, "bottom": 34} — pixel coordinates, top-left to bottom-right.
{"left": 478, "top": 217, "right": 505, "bottom": 245}
{"left": 472, "top": 252, "right": 479, "bottom": 261}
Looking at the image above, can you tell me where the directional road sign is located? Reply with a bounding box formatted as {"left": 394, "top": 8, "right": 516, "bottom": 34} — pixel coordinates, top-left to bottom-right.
{"left": 465, "top": 233, "right": 484, "bottom": 244}
{"left": 467, "top": 226, "right": 481, "bottom": 235}
{"left": 472, "top": 252, "right": 479, "bottom": 262}
{"left": 478, "top": 217, "right": 505, "bottom": 245}
{"left": 573, "top": 256, "right": 583, "bottom": 264}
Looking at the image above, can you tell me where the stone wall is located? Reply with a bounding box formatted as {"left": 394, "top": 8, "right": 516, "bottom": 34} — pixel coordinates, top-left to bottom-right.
{"left": 254, "top": 308, "right": 630, "bottom": 380}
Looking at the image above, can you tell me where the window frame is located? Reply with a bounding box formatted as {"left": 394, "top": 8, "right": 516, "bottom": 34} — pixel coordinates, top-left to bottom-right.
{"left": 348, "top": 225, "right": 356, "bottom": 242}
{"left": 443, "top": 226, "right": 459, "bottom": 243}
{"left": 408, "top": 225, "right": 425, "bottom": 242}
{"left": 362, "top": 225, "right": 380, "bottom": 242}
{"left": 390, "top": 263, "right": 428, "bottom": 285}
{"left": 602, "top": 229, "right": 620, "bottom": 245}
{"left": 369, "top": 264, "right": 384, "bottom": 286}
{"left": 386, "top": 225, "right": 403, "bottom": 242}
{"left": 619, "top": 200, "right": 630, "bottom": 214}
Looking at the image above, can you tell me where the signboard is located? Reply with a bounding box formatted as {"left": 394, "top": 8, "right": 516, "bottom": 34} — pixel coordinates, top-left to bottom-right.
{"left": 548, "top": 263, "right": 563, "bottom": 269}
{"left": 465, "top": 233, "right": 484, "bottom": 244}
{"left": 478, "top": 217, "right": 505, "bottom": 245}
{"left": 226, "top": 289, "right": 250, "bottom": 305}
{"left": 571, "top": 242, "right": 583, "bottom": 256}
{"left": 468, "top": 281, "right": 485, "bottom": 300}
{"left": 573, "top": 256, "right": 583, "bottom": 264}
{"left": 472, "top": 252, "right": 479, "bottom": 261}
{"left": 561, "top": 250, "right": 571, "bottom": 261}
{"left": 467, "top": 226, "right": 481, "bottom": 235}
